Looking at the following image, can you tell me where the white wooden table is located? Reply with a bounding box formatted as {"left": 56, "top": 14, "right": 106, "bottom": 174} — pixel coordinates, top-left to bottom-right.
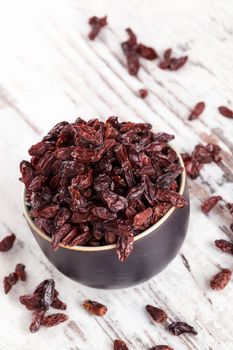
{"left": 0, "top": 0, "right": 233, "bottom": 349}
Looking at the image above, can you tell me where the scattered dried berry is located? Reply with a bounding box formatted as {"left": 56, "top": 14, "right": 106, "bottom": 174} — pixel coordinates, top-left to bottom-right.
{"left": 201, "top": 196, "right": 222, "bottom": 214}
{"left": 215, "top": 240, "right": 233, "bottom": 254}
{"left": 139, "top": 89, "right": 148, "bottom": 98}
{"left": 3, "top": 272, "right": 18, "bottom": 294}
{"left": 114, "top": 339, "right": 129, "bottom": 350}
{"left": 121, "top": 28, "right": 158, "bottom": 75}
{"left": 30, "top": 309, "right": 45, "bottom": 333}
{"left": 15, "top": 263, "right": 27, "bottom": 281}
{"left": 188, "top": 102, "right": 205, "bottom": 121}
{"left": 150, "top": 347, "right": 173, "bottom": 350}
{"left": 146, "top": 305, "right": 167, "bottom": 323}
{"left": 42, "top": 313, "right": 68, "bottom": 327}
{"left": 218, "top": 106, "right": 233, "bottom": 119}
{"left": 181, "top": 143, "right": 221, "bottom": 179}
{"left": 83, "top": 299, "right": 107, "bottom": 316}
{"left": 41, "top": 279, "right": 55, "bottom": 310}
{"left": 210, "top": 268, "right": 231, "bottom": 290}
{"left": 159, "top": 49, "right": 188, "bottom": 71}
{"left": 21, "top": 117, "right": 187, "bottom": 261}
{"left": 168, "top": 321, "right": 198, "bottom": 336}
{"left": 88, "top": 16, "right": 107, "bottom": 40}
{"left": 0, "top": 233, "right": 16, "bottom": 252}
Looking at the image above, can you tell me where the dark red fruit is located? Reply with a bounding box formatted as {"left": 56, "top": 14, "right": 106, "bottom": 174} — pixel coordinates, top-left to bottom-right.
{"left": 83, "top": 299, "right": 107, "bottom": 316}
{"left": 88, "top": 16, "right": 107, "bottom": 40}
{"left": 210, "top": 268, "right": 231, "bottom": 290}
{"left": 0, "top": 233, "right": 16, "bottom": 252}
{"left": 146, "top": 305, "right": 167, "bottom": 323}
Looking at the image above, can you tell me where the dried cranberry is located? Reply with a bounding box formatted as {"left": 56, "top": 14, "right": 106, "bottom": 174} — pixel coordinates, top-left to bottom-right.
{"left": 3, "top": 272, "right": 19, "bottom": 294}
{"left": 210, "top": 268, "right": 231, "bottom": 290}
{"left": 188, "top": 102, "right": 205, "bottom": 120}
{"left": 42, "top": 313, "right": 68, "bottom": 327}
{"left": 0, "top": 233, "right": 16, "bottom": 252}
{"left": 215, "top": 240, "right": 233, "bottom": 254}
{"left": 29, "top": 309, "right": 45, "bottom": 333}
{"left": 15, "top": 264, "right": 27, "bottom": 281}
{"left": 116, "top": 234, "right": 134, "bottom": 262}
{"left": 146, "top": 305, "right": 167, "bottom": 323}
{"left": 83, "top": 299, "right": 107, "bottom": 316}
{"left": 218, "top": 106, "right": 233, "bottom": 119}
{"left": 168, "top": 321, "right": 198, "bottom": 336}
{"left": 88, "top": 16, "right": 107, "bottom": 40}
{"left": 201, "top": 196, "right": 222, "bottom": 214}
{"left": 114, "top": 339, "right": 129, "bottom": 350}
{"left": 139, "top": 89, "right": 148, "bottom": 98}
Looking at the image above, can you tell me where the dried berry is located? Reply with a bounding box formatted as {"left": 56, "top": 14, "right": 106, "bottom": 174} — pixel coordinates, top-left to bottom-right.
{"left": 168, "top": 321, "right": 198, "bottom": 336}
{"left": 182, "top": 143, "right": 221, "bottom": 179}
{"left": 0, "top": 233, "right": 16, "bottom": 252}
{"left": 210, "top": 268, "right": 231, "bottom": 290}
{"left": 88, "top": 16, "right": 107, "bottom": 40}
{"left": 15, "top": 263, "right": 27, "bottom": 281}
{"left": 150, "top": 347, "right": 173, "bottom": 350}
{"left": 114, "top": 339, "right": 129, "bottom": 350}
{"left": 215, "top": 240, "right": 233, "bottom": 254}
{"left": 137, "top": 43, "right": 158, "bottom": 60}
{"left": 146, "top": 305, "right": 167, "bottom": 323}
{"left": 21, "top": 117, "right": 186, "bottom": 261}
{"left": 83, "top": 299, "right": 107, "bottom": 316}
{"left": 3, "top": 272, "right": 18, "bottom": 294}
{"left": 139, "top": 89, "right": 148, "bottom": 98}
{"left": 201, "top": 196, "right": 222, "bottom": 214}
{"left": 42, "top": 313, "right": 68, "bottom": 327}
{"left": 30, "top": 309, "right": 45, "bottom": 333}
{"left": 218, "top": 106, "right": 233, "bottom": 119}
{"left": 19, "top": 294, "right": 42, "bottom": 310}
{"left": 116, "top": 234, "right": 134, "bottom": 262}
{"left": 159, "top": 49, "right": 188, "bottom": 71}
{"left": 188, "top": 102, "right": 205, "bottom": 120}
{"left": 121, "top": 28, "right": 158, "bottom": 76}
{"left": 41, "top": 279, "right": 55, "bottom": 310}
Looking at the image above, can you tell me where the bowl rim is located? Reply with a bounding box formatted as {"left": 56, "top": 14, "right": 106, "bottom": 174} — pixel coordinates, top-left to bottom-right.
{"left": 23, "top": 146, "right": 186, "bottom": 252}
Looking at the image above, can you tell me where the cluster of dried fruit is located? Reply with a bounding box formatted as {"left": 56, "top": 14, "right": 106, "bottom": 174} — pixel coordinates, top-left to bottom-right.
{"left": 19, "top": 279, "right": 68, "bottom": 333}
{"left": 88, "top": 16, "right": 188, "bottom": 80}
{"left": 181, "top": 143, "right": 221, "bottom": 179}
{"left": 20, "top": 117, "right": 187, "bottom": 262}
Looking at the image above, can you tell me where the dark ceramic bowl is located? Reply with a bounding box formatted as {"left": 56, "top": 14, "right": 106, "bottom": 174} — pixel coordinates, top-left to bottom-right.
{"left": 23, "top": 150, "right": 189, "bottom": 289}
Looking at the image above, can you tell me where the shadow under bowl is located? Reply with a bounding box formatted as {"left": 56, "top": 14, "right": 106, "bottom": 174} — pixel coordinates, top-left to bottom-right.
{"left": 23, "top": 151, "right": 190, "bottom": 289}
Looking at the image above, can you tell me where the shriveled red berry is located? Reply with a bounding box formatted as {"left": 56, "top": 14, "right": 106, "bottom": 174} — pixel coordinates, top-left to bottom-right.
{"left": 168, "top": 321, "right": 198, "bottom": 336}
{"left": 146, "top": 305, "right": 167, "bottom": 323}
{"left": 139, "top": 89, "right": 148, "bottom": 98}
{"left": 83, "top": 299, "right": 107, "bottom": 316}
{"left": 210, "top": 268, "right": 231, "bottom": 290}
{"left": 0, "top": 233, "right": 16, "bottom": 252}
{"left": 218, "top": 106, "right": 233, "bottom": 119}
{"left": 188, "top": 102, "right": 205, "bottom": 120}
{"left": 114, "top": 339, "right": 129, "bottom": 350}
{"left": 201, "top": 196, "right": 222, "bottom": 214}
{"left": 215, "top": 240, "right": 233, "bottom": 254}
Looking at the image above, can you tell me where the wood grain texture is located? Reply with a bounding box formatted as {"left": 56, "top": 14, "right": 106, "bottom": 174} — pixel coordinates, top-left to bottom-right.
{"left": 0, "top": 0, "right": 233, "bottom": 349}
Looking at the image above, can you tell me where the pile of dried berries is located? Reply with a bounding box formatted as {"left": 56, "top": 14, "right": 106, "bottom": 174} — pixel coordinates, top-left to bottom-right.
{"left": 3, "top": 263, "right": 26, "bottom": 294}
{"left": 181, "top": 143, "right": 221, "bottom": 179}
{"left": 20, "top": 117, "right": 187, "bottom": 261}
{"left": 19, "top": 279, "right": 68, "bottom": 333}
{"left": 121, "top": 28, "right": 158, "bottom": 76}
{"left": 159, "top": 49, "right": 188, "bottom": 71}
